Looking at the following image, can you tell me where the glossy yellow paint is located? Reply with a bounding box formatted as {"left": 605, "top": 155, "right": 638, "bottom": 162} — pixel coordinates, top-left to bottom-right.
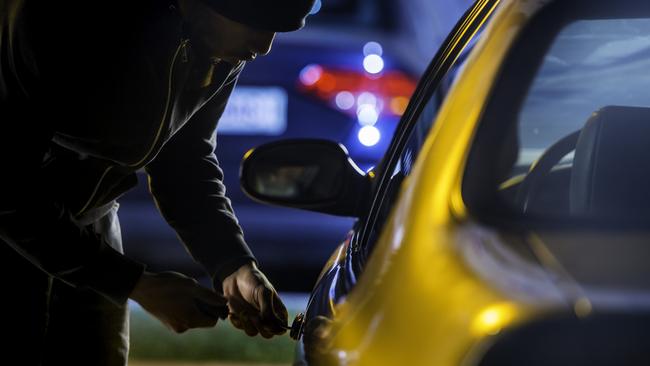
{"left": 470, "top": 302, "right": 519, "bottom": 337}
{"left": 321, "top": 1, "right": 561, "bottom": 365}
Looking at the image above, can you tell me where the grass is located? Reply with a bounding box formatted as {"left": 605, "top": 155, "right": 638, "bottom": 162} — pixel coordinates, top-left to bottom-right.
{"left": 128, "top": 294, "right": 307, "bottom": 364}
{"left": 131, "top": 363, "right": 284, "bottom": 366}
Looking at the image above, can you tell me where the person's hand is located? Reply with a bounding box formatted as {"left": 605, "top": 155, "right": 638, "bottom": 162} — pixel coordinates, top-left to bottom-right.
{"left": 130, "top": 271, "right": 228, "bottom": 333}
{"left": 221, "top": 261, "right": 288, "bottom": 338}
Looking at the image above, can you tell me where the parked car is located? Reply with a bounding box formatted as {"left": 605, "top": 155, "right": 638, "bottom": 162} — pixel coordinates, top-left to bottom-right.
{"left": 119, "top": 0, "right": 418, "bottom": 290}
{"left": 240, "top": 0, "right": 650, "bottom": 364}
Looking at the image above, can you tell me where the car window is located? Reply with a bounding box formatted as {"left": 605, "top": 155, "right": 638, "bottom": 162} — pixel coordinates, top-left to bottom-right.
{"left": 514, "top": 19, "right": 650, "bottom": 174}
{"left": 359, "top": 26, "right": 486, "bottom": 258}
{"left": 362, "top": 88, "right": 442, "bottom": 250}
{"left": 504, "top": 18, "right": 650, "bottom": 219}
{"left": 464, "top": 1, "right": 650, "bottom": 225}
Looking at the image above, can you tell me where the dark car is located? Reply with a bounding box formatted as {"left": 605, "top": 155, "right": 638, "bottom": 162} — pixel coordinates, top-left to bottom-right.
{"left": 240, "top": 0, "right": 650, "bottom": 364}
{"left": 119, "top": 0, "right": 418, "bottom": 290}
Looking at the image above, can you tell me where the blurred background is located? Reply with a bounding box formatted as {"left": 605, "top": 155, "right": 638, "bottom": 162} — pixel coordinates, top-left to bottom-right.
{"left": 122, "top": 0, "right": 472, "bottom": 364}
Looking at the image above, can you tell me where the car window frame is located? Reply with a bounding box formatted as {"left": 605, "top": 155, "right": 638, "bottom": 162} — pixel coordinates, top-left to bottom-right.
{"left": 352, "top": 0, "right": 501, "bottom": 256}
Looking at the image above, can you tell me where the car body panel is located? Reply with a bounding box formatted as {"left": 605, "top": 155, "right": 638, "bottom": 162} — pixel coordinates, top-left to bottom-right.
{"left": 237, "top": 0, "right": 650, "bottom": 364}
{"left": 301, "top": 0, "right": 582, "bottom": 365}
{"left": 290, "top": 3, "right": 507, "bottom": 357}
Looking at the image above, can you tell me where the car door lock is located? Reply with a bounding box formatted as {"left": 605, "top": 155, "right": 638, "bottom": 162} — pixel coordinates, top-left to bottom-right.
{"left": 288, "top": 312, "right": 305, "bottom": 340}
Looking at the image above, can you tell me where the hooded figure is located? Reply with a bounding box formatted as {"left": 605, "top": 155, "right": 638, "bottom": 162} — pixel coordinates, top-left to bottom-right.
{"left": 0, "top": 0, "right": 315, "bottom": 364}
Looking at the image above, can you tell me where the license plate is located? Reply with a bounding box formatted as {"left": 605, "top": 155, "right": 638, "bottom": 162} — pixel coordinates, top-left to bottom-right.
{"left": 217, "top": 86, "right": 288, "bottom": 135}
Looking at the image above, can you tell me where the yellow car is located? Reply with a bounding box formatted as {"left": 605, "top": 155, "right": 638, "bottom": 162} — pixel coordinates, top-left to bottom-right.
{"left": 241, "top": 0, "right": 650, "bottom": 364}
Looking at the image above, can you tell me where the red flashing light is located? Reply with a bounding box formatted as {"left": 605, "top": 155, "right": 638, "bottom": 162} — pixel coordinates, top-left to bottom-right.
{"left": 298, "top": 66, "right": 417, "bottom": 117}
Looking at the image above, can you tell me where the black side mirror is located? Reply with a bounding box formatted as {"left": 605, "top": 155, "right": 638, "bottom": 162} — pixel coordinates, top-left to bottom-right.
{"left": 240, "top": 139, "right": 369, "bottom": 217}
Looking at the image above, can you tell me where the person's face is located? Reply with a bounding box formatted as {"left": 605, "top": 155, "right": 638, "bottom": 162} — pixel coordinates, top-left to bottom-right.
{"left": 183, "top": 0, "right": 277, "bottom": 64}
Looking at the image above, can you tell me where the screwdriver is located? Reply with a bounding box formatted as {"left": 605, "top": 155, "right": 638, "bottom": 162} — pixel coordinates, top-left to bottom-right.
{"left": 195, "top": 300, "right": 300, "bottom": 336}
{"left": 226, "top": 312, "right": 295, "bottom": 331}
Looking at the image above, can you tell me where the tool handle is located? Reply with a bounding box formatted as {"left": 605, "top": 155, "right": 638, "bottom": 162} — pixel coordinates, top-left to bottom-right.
{"left": 194, "top": 299, "right": 229, "bottom": 320}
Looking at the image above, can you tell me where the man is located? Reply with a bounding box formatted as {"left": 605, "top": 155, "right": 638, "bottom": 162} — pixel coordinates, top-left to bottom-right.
{"left": 0, "top": 0, "right": 315, "bottom": 364}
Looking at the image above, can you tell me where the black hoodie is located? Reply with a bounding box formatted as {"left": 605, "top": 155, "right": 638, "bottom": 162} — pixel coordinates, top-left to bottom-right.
{"left": 0, "top": 0, "right": 255, "bottom": 305}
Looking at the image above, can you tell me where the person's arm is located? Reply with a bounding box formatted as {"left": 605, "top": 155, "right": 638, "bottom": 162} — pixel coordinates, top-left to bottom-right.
{"left": 145, "top": 79, "right": 256, "bottom": 282}
{"left": 145, "top": 68, "right": 288, "bottom": 337}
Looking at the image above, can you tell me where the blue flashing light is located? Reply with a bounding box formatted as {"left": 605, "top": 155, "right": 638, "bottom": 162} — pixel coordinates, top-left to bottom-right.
{"left": 363, "top": 54, "right": 384, "bottom": 74}
{"left": 363, "top": 41, "right": 383, "bottom": 57}
{"left": 299, "top": 64, "right": 322, "bottom": 86}
{"left": 335, "top": 91, "right": 355, "bottom": 110}
{"left": 357, "top": 92, "right": 377, "bottom": 107}
{"left": 358, "top": 125, "right": 381, "bottom": 147}
{"left": 357, "top": 104, "right": 379, "bottom": 125}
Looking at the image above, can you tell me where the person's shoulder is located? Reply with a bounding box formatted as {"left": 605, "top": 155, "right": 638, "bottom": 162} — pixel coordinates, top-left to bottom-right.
{"left": 29, "top": 0, "right": 182, "bottom": 39}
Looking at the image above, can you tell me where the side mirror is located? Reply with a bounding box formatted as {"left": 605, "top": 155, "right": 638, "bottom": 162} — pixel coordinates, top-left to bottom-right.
{"left": 240, "top": 139, "right": 370, "bottom": 217}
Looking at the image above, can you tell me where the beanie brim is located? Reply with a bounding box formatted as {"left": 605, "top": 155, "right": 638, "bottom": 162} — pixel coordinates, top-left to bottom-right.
{"left": 202, "top": 0, "right": 316, "bottom": 32}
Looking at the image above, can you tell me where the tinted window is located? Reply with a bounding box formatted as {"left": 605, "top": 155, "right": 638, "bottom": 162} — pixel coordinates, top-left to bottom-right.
{"left": 516, "top": 19, "right": 650, "bottom": 169}
{"left": 356, "top": 6, "right": 490, "bottom": 257}
{"left": 362, "top": 63, "right": 466, "bottom": 254}
{"left": 466, "top": 9, "right": 650, "bottom": 224}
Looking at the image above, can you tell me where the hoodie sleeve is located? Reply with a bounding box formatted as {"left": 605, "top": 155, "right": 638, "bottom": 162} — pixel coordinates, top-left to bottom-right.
{"left": 145, "top": 65, "right": 257, "bottom": 285}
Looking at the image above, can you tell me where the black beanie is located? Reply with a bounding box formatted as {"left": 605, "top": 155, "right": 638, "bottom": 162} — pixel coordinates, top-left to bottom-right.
{"left": 201, "top": 0, "right": 317, "bottom": 32}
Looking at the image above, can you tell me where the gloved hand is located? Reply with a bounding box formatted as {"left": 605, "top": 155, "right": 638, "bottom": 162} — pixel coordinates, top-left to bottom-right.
{"left": 221, "top": 261, "right": 288, "bottom": 338}
{"left": 130, "top": 270, "right": 228, "bottom": 333}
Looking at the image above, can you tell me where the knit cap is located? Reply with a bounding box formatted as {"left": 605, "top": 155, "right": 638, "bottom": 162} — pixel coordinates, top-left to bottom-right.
{"left": 201, "top": 0, "right": 317, "bottom": 32}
